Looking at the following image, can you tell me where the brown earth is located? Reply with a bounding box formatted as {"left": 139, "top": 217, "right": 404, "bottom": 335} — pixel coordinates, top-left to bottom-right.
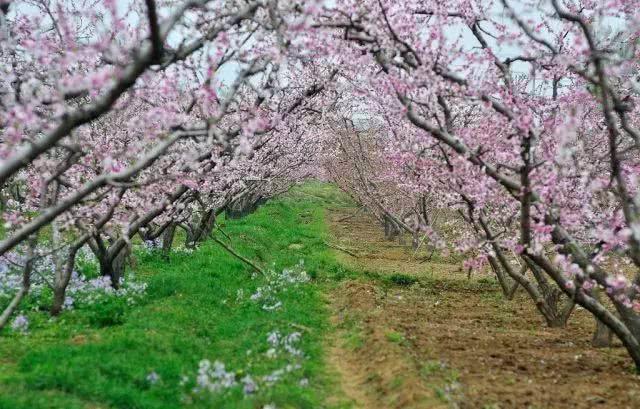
{"left": 325, "top": 208, "right": 640, "bottom": 409}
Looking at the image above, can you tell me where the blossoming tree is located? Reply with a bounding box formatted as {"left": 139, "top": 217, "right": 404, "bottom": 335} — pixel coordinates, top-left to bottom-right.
{"left": 2, "top": 0, "right": 640, "bottom": 371}
{"left": 311, "top": 0, "right": 640, "bottom": 367}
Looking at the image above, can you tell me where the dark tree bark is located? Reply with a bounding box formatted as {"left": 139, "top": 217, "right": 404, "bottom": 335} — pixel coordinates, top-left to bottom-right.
{"left": 89, "top": 236, "right": 131, "bottom": 290}
{"left": 225, "top": 192, "right": 265, "bottom": 219}
{"left": 51, "top": 245, "right": 80, "bottom": 316}
{"left": 487, "top": 254, "right": 520, "bottom": 300}
{"left": 383, "top": 214, "right": 401, "bottom": 240}
{"left": 162, "top": 222, "right": 177, "bottom": 260}
{"left": 591, "top": 288, "right": 614, "bottom": 347}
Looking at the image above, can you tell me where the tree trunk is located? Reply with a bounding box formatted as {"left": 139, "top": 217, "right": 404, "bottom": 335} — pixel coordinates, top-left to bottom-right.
{"left": 110, "top": 245, "right": 130, "bottom": 289}
{"left": 0, "top": 240, "right": 35, "bottom": 330}
{"left": 593, "top": 317, "right": 614, "bottom": 347}
{"left": 0, "top": 285, "right": 29, "bottom": 330}
{"left": 226, "top": 193, "right": 263, "bottom": 219}
{"left": 162, "top": 222, "right": 177, "bottom": 260}
{"left": 522, "top": 257, "right": 576, "bottom": 327}
{"left": 526, "top": 252, "right": 640, "bottom": 371}
{"left": 412, "top": 232, "right": 419, "bottom": 251}
{"left": 591, "top": 288, "right": 613, "bottom": 347}
{"left": 93, "top": 243, "right": 130, "bottom": 289}
{"left": 488, "top": 255, "right": 518, "bottom": 300}
{"left": 186, "top": 208, "right": 217, "bottom": 247}
{"left": 51, "top": 246, "right": 80, "bottom": 316}
{"left": 384, "top": 215, "right": 400, "bottom": 240}
{"left": 545, "top": 304, "right": 575, "bottom": 328}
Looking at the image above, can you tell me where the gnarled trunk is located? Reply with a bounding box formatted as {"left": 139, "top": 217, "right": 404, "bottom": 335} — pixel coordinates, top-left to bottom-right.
{"left": 162, "top": 222, "right": 177, "bottom": 259}
{"left": 383, "top": 214, "right": 401, "bottom": 240}
{"left": 226, "top": 192, "right": 265, "bottom": 219}
{"left": 593, "top": 318, "right": 614, "bottom": 348}
{"left": 89, "top": 238, "right": 131, "bottom": 290}
{"left": 590, "top": 288, "right": 613, "bottom": 347}
{"left": 51, "top": 246, "right": 80, "bottom": 316}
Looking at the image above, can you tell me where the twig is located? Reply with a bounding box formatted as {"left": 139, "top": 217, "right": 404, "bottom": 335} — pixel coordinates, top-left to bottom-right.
{"left": 324, "top": 240, "right": 360, "bottom": 258}
{"left": 214, "top": 224, "right": 233, "bottom": 242}
{"left": 210, "top": 233, "right": 264, "bottom": 275}
{"left": 297, "top": 191, "right": 327, "bottom": 201}
{"left": 337, "top": 207, "right": 363, "bottom": 222}
{"left": 290, "top": 323, "right": 312, "bottom": 333}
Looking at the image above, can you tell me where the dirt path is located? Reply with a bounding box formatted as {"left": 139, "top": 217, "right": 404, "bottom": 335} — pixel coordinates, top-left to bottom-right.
{"left": 325, "top": 208, "right": 640, "bottom": 409}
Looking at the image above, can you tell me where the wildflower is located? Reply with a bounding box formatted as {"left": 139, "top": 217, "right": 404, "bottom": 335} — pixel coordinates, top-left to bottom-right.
{"left": 250, "top": 288, "right": 264, "bottom": 301}
{"left": 263, "top": 368, "right": 284, "bottom": 384}
{"left": 267, "top": 331, "right": 280, "bottom": 346}
{"left": 143, "top": 239, "right": 160, "bottom": 250}
{"left": 146, "top": 371, "right": 160, "bottom": 384}
{"left": 11, "top": 314, "right": 28, "bottom": 333}
{"left": 262, "top": 301, "right": 282, "bottom": 311}
{"left": 63, "top": 296, "right": 74, "bottom": 310}
{"left": 241, "top": 375, "right": 258, "bottom": 395}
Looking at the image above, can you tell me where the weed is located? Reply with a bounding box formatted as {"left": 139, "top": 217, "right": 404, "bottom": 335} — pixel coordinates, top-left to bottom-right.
{"left": 385, "top": 330, "right": 405, "bottom": 344}
{"left": 387, "top": 273, "right": 417, "bottom": 287}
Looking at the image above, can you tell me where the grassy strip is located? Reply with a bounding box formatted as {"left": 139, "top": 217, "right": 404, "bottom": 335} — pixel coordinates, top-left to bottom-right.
{"left": 0, "top": 182, "right": 350, "bottom": 409}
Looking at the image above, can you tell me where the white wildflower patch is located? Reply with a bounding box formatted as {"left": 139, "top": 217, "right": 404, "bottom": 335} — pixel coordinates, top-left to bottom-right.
{"left": 187, "top": 261, "right": 312, "bottom": 401}
{"left": 187, "top": 329, "right": 307, "bottom": 399}
{"left": 249, "top": 260, "right": 309, "bottom": 311}
{"left": 173, "top": 246, "right": 196, "bottom": 255}
{"left": 0, "top": 245, "right": 147, "bottom": 324}
{"left": 65, "top": 272, "right": 147, "bottom": 308}
{"left": 143, "top": 239, "right": 161, "bottom": 251}
{"left": 193, "top": 360, "right": 238, "bottom": 394}
{"left": 11, "top": 314, "right": 29, "bottom": 334}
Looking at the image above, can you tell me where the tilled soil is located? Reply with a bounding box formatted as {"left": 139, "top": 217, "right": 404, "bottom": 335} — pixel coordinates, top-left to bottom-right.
{"left": 326, "top": 208, "right": 640, "bottom": 409}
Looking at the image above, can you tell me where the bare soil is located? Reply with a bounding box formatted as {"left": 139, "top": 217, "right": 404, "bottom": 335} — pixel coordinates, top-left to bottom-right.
{"left": 326, "top": 208, "right": 640, "bottom": 409}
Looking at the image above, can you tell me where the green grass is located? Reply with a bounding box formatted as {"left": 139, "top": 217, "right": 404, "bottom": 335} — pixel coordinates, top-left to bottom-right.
{"left": 336, "top": 314, "right": 365, "bottom": 352}
{"left": 384, "top": 330, "right": 405, "bottom": 344}
{"left": 0, "top": 182, "right": 348, "bottom": 409}
{"left": 385, "top": 273, "right": 417, "bottom": 287}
